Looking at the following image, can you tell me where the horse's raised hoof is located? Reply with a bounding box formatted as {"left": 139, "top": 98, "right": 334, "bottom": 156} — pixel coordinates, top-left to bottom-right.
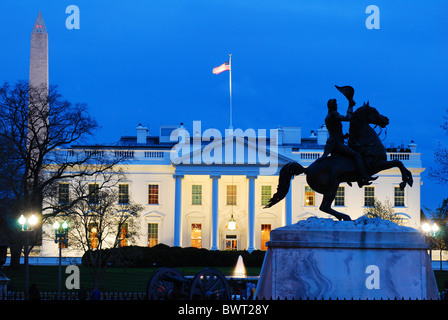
{"left": 357, "top": 176, "right": 378, "bottom": 188}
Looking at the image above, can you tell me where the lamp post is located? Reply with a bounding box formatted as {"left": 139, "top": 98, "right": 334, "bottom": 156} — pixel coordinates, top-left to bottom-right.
{"left": 422, "top": 222, "right": 439, "bottom": 264}
{"left": 53, "top": 220, "right": 68, "bottom": 299}
{"left": 18, "top": 214, "right": 38, "bottom": 298}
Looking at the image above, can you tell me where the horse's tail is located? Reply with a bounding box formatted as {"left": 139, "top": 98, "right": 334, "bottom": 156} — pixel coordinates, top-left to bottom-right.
{"left": 264, "top": 162, "right": 307, "bottom": 208}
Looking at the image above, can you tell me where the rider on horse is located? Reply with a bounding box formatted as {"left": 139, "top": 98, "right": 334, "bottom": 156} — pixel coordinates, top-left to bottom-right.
{"left": 319, "top": 91, "right": 377, "bottom": 187}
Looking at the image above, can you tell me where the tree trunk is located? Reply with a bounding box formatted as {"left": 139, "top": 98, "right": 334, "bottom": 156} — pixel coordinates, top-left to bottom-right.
{"left": 9, "top": 243, "right": 22, "bottom": 269}
{"left": 441, "top": 250, "right": 443, "bottom": 271}
{"left": 0, "top": 246, "right": 7, "bottom": 266}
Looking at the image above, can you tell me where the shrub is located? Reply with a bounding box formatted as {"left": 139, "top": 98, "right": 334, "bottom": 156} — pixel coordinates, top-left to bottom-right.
{"left": 82, "top": 245, "right": 266, "bottom": 268}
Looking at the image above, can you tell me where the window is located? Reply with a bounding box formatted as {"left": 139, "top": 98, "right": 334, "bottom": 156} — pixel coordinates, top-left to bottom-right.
{"left": 58, "top": 234, "right": 68, "bottom": 249}
{"left": 148, "top": 223, "right": 158, "bottom": 247}
{"left": 88, "top": 184, "right": 99, "bottom": 204}
{"left": 58, "top": 183, "right": 69, "bottom": 204}
{"left": 192, "top": 185, "right": 202, "bottom": 205}
{"left": 118, "top": 184, "right": 129, "bottom": 205}
{"left": 227, "top": 185, "right": 237, "bottom": 205}
{"left": 261, "top": 186, "right": 271, "bottom": 207}
{"left": 225, "top": 235, "right": 238, "bottom": 250}
{"left": 148, "top": 184, "right": 159, "bottom": 204}
{"left": 119, "top": 223, "right": 128, "bottom": 247}
{"left": 261, "top": 224, "right": 271, "bottom": 250}
{"left": 305, "top": 186, "right": 315, "bottom": 206}
{"left": 334, "top": 186, "right": 345, "bottom": 206}
{"left": 89, "top": 223, "right": 99, "bottom": 249}
{"left": 364, "top": 186, "right": 375, "bottom": 207}
{"left": 191, "top": 223, "right": 202, "bottom": 248}
{"left": 394, "top": 187, "right": 405, "bottom": 207}
{"left": 56, "top": 230, "right": 69, "bottom": 249}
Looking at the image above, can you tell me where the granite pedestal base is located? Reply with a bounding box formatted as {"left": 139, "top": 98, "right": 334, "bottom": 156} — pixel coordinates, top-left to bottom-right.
{"left": 255, "top": 217, "right": 439, "bottom": 300}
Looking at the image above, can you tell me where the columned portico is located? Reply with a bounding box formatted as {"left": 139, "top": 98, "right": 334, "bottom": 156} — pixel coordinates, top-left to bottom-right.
{"left": 173, "top": 174, "right": 184, "bottom": 247}
{"left": 210, "top": 174, "right": 220, "bottom": 250}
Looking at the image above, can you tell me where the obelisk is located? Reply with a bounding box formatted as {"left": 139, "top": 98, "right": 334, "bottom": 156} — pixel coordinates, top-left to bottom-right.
{"left": 28, "top": 11, "right": 49, "bottom": 153}
{"left": 29, "top": 11, "right": 48, "bottom": 89}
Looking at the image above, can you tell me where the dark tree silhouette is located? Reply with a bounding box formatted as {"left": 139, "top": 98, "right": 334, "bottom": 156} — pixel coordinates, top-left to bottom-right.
{"left": 0, "top": 81, "right": 127, "bottom": 268}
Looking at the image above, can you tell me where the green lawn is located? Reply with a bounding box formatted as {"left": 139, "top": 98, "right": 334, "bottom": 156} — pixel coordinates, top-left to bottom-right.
{"left": 1, "top": 265, "right": 261, "bottom": 292}
{"left": 3, "top": 265, "right": 447, "bottom": 295}
{"left": 434, "top": 270, "right": 448, "bottom": 292}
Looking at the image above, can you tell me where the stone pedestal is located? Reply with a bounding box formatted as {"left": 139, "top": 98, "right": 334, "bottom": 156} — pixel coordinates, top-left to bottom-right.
{"left": 255, "top": 217, "right": 439, "bottom": 300}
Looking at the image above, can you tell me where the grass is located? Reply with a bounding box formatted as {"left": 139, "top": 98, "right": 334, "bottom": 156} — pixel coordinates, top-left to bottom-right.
{"left": 434, "top": 270, "right": 448, "bottom": 292}
{"left": 3, "top": 265, "right": 447, "bottom": 294}
{"left": 1, "top": 265, "right": 261, "bottom": 292}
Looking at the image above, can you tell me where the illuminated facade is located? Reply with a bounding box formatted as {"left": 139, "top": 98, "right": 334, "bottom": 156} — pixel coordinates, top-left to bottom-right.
{"left": 41, "top": 123, "right": 424, "bottom": 256}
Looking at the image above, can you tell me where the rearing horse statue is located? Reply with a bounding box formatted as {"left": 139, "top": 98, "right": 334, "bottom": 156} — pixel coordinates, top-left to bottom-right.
{"left": 265, "top": 90, "right": 413, "bottom": 221}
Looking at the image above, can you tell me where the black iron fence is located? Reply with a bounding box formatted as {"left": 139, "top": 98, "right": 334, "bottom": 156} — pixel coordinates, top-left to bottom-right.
{"left": 1, "top": 291, "right": 147, "bottom": 301}
{"left": 1, "top": 291, "right": 443, "bottom": 301}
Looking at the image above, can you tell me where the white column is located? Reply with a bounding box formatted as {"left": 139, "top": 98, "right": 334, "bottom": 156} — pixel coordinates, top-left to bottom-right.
{"left": 285, "top": 176, "right": 293, "bottom": 225}
{"left": 247, "top": 175, "right": 257, "bottom": 252}
{"left": 285, "top": 187, "right": 292, "bottom": 225}
{"left": 210, "top": 174, "right": 220, "bottom": 250}
{"left": 173, "top": 174, "right": 184, "bottom": 247}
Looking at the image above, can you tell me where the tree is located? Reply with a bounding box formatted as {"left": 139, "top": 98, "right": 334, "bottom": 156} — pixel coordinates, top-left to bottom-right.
{"left": 423, "top": 199, "right": 448, "bottom": 269}
{"left": 0, "top": 81, "right": 127, "bottom": 268}
{"left": 47, "top": 174, "right": 143, "bottom": 286}
{"left": 429, "top": 107, "right": 448, "bottom": 183}
{"left": 363, "top": 198, "right": 407, "bottom": 226}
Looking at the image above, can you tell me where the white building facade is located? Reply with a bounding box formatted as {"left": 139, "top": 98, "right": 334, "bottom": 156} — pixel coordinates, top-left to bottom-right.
{"left": 41, "top": 123, "right": 424, "bottom": 257}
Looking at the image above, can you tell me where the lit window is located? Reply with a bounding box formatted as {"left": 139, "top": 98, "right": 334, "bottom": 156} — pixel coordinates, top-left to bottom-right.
{"left": 364, "top": 186, "right": 375, "bottom": 207}
{"left": 58, "top": 234, "right": 68, "bottom": 249}
{"left": 261, "top": 224, "right": 271, "bottom": 250}
{"left": 227, "top": 185, "right": 237, "bottom": 206}
{"left": 148, "top": 185, "right": 159, "bottom": 204}
{"left": 58, "top": 183, "right": 69, "bottom": 204}
{"left": 261, "top": 186, "right": 271, "bottom": 207}
{"left": 334, "top": 186, "right": 345, "bottom": 206}
{"left": 148, "top": 223, "right": 158, "bottom": 247}
{"left": 192, "top": 185, "right": 202, "bottom": 205}
{"left": 394, "top": 187, "right": 405, "bottom": 207}
{"left": 119, "top": 223, "right": 128, "bottom": 247}
{"left": 191, "top": 223, "right": 202, "bottom": 248}
{"left": 118, "top": 184, "right": 129, "bottom": 204}
{"left": 305, "top": 186, "right": 315, "bottom": 206}
{"left": 89, "top": 223, "right": 98, "bottom": 249}
{"left": 225, "top": 235, "right": 238, "bottom": 250}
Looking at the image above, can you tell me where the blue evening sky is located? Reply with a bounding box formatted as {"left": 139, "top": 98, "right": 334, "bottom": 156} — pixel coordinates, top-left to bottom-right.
{"left": 1, "top": 0, "right": 448, "bottom": 212}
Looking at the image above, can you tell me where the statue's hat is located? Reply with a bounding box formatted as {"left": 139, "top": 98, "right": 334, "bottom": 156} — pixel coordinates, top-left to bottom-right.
{"left": 335, "top": 85, "right": 354, "bottom": 101}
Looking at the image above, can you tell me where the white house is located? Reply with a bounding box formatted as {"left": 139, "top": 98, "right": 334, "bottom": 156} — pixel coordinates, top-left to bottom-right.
{"left": 41, "top": 122, "right": 424, "bottom": 257}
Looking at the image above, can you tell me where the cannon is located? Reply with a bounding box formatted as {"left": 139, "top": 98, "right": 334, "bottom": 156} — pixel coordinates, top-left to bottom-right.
{"left": 146, "top": 267, "right": 230, "bottom": 300}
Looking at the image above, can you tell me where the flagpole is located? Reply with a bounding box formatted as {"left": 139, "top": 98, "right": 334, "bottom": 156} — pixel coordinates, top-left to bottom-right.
{"left": 229, "top": 54, "right": 232, "bottom": 129}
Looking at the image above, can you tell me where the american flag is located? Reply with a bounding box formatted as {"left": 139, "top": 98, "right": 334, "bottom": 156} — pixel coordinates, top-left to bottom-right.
{"left": 213, "top": 61, "right": 230, "bottom": 74}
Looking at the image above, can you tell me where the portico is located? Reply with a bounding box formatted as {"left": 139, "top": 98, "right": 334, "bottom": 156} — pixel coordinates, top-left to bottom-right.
{"left": 171, "top": 163, "right": 290, "bottom": 251}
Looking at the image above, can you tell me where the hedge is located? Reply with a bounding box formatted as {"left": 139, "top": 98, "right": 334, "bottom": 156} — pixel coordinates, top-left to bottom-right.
{"left": 82, "top": 244, "right": 266, "bottom": 268}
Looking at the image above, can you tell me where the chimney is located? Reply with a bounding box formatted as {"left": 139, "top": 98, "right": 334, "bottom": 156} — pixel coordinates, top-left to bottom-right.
{"left": 136, "top": 124, "right": 148, "bottom": 144}
{"left": 277, "top": 126, "right": 284, "bottom": 146}
{"left": 317, "top": 125, "right": 328, "bottom": 145}
{"left": 408, "top": 140, "right": 417, "bottom": 153}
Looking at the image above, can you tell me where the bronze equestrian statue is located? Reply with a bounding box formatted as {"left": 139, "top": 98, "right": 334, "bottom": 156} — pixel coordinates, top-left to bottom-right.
{"left": 264, "top": 85, "right": 413, "bottom": 221}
